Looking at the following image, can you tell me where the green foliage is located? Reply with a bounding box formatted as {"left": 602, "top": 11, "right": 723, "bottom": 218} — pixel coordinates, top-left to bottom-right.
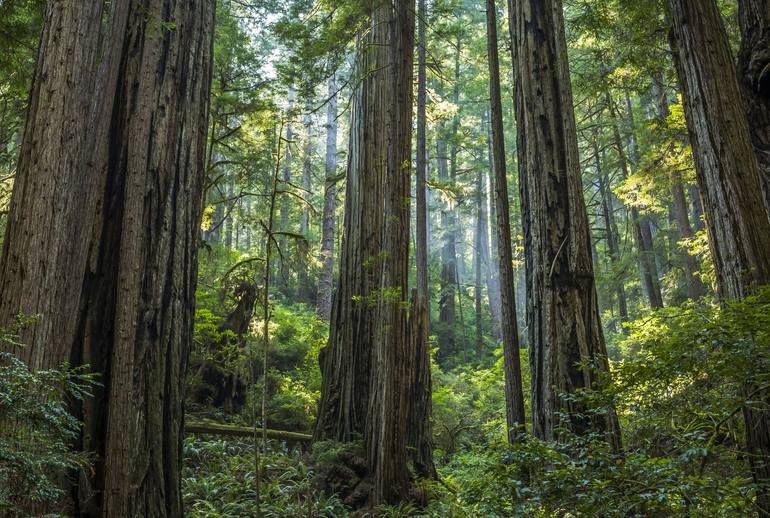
{"left": 427, "top": 434, "right": 752, "bottom": 517}
{"left": 0, "top": 326, "right": 97, "bottom": 511}
{"left": 183, "top": 436, "right": 349, "bottom": 517}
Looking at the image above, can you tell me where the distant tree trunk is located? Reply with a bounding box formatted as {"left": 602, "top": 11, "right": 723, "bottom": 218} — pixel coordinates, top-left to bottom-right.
{"left": 437, "top": 127, "right": 456, "bottom": 362}
{"left": 652, "top": 74, "right": 706, "bottom": 300}
{"left": 509, "top": 0, "right": 621, "bottom": 449}
{"left": 408, "top": 0, "right": 435, "bottom": 477}
{"left": 688, "top": 183, "right": 705, "bottom": 232}
{"left": 474, "top": 119, "right": 486, "bottom": 360}
{"left": 738, "top": 0, "right": 770, "bottom": 217}
{"left": 669, "top": 1, "right": 770, "bottom": 514}
{"left": 449, "top": 38, "right": 465, "bottom": 283}
{"left": 297, "top": 104, "right": 314, "bottom": 302}
{"left": 485, "top": 113, "right": 503, "bottom": 340}
{"left": 593, "top": 135, "right": 629, "bottom": 324}
{"left": 486, "top": 0, "right": 525, "bottom": 441}
{"left": 278, "top": 86, "right": 295, "bottom": 295}
{"left": 301, "top": 107, "right": 313, "bottom": 237}
{"left": 0, "top": 2, "right": 215, "bottom": 516}
{"left": 225, "top": 179, "right": 234, "bottom": 248}
{"left": 363, "top": 0, "right": 416, "bottom": 504}
{"left": 607, "top": 95, "right": 664, "bottom": 309}
{"left": 317, "top": 75, "right": 338, "bottom": 321}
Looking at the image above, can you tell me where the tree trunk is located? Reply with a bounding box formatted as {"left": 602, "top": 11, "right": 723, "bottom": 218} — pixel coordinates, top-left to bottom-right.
{"left": 669, "top": 1, "right": 770, "bottom": 514}
{"left": 607, "top": 93, "right": 664, "bottom": 309}
{"left": 485, "top": 113, "right": 504, "bottom": 340}
{"left": 437, "top": 127, "right": 456, "bottom": 362}
{"left": 363, "top": 0, "right": 416, "bottom": 504}
{"left": 486, "top": 0, "right": 525, "bottom": 441}
{"left": 407, "top": 0, "right": 435, "bottom": 477}
{"left": 0, "top": 2, "right": 215, "bottom": 516}
{"left": 594, "top": 135, "right": 629, "bottom": 325}
{"left": 316, "top": 75, "right": 338, "bottom": 321}
{"left": 278, "top": 86, "right": 295, "bottom": 295}
{"left": 297, "top": 103, "right": 314, "bottom": 302}
{"left": 738, "top": 0, "right": 770, "bottom": 217}
{"left": 508, "top": 0, "right": 621, "bottom": 449}
{"left": 654, "top": 73, "right": 706, "bottom": 300}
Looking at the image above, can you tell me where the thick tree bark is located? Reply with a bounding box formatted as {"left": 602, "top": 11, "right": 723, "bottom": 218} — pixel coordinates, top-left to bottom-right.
{"left": 738, "top": 0, "right": 770, "bottom": 217}
{"left": 486, "top": 0, "right": 525, "bottom": 440}
{"left": 509, "top": 0, "right": 621, "bottom": 449}
{"left": 363, "top": 0, "right": 416, "bottom": 504}
{"left": 316, "top": 75, "right": 338, "bottom": 321}
{"left": 316, "top": 11, "right": 420, "bottom": 505}
{"left": 668, "top": 1, "right": 770, "bottom": 514}
{"left": 0, "top": 2, "right": 215, "bottom": 516}
{"left": 315, "top": 49, "right": 379, "bottom": 443}
{"left": 407, "top": 0, "right": 435, "bottom": 477}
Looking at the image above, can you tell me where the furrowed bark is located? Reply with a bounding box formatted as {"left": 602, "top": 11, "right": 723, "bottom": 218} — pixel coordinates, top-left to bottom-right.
{"left": 509, "top": 0, "right": 621, "bottom": 449}
{"left": 669, "top": 1, "right": 770, "bottom": 514}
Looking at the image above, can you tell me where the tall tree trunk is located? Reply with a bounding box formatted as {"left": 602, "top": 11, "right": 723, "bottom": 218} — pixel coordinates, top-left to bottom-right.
{"left": 738, "top": 0, "right": 770, "bottom": 217}
{"left": 298, "top": 104, "right": 314, "bottom": 302}
{"left": 449, "top": 38, "right": 465, "bottom": 283}
{"left": 408, "top": 0, "right": 435, "bottom": 477}
{"left": 437, "top": 127, "right": 456, "bottom": 362}
{"left": 607, "top": 93, "right": 664, "bottom": 309}
{"left": 652, "top": 74, "right": 706, "bottom": 299}
{"left": 317, "top": 75, "right": 338, "bottom": 321}
{"left": 364, "top": 0, "right": 416, "bottom": 504}
{"left": 0, "top": 2, "right": 215, "bottom": 516}
{"left": 278, "top": 86, "right": 295, "bottom": 295}
{"left": 508, "top": 0, "right": 621, "bottom": 449}
{"left": 485, "top": 113, "right": 504, "bottom": 340}
{"left": 486, "top": 0, "right": 525, "bottom": 441}
{"left": 594, "top": 134, "right": 629, "bottom": 324}
{"left": 669, "top": 1, "right": 770, "bottom": 514}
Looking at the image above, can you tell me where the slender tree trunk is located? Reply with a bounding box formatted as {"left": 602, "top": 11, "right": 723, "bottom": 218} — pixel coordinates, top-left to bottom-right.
{"left": 607, "top": 94, "right": 664, "bottom": 309}
{"left": 669, "top": 1, "right": 770, "bottom": 514}
{"left": 317, "top": 75, "right": 338, "bottom": 321}
{"left": 485, "top": 113, "right": 503, "bottom": 340}
{"left": 408, "top": 0, "right": 435, "bottom": 477}
{"left": 594, "top": 135, "right": 629, "bottom": 324}
{"left": 508, "top": 0, "right": 621, "bottom": 449}
{"left": 738, "top": 0, "right": 770, "bottom": 217}
{"left": 0, "top": 2, "right": 215, "bottom": 516}
{"left": 449, "top": 38, "right": 464, "bottom": 283}
{"left": 654, "top": 73, "right": 706, "bottom": 300}
{"left": 297, "top": 104, "right": 314, "bottom": 302}
{"left": 486, "top": 0, "right": 525, "bottom": 440}
{"left": 278, "top": 86, "right": 295, "bottom": 294}
{"left": 437, "top": 126, "right": 456, "bottom": 361}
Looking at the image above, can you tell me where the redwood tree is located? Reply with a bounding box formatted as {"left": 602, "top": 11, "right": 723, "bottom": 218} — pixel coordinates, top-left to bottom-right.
{"left": 0, "top": 1, "right": 215, "bottom": 516}
{"left": 315, "top": 2, "right": 420, "bottom": 504}
{"left": 508, "top": 0, "right": 621, "bottom": 449}
{"left": 668, "top": 0, "right": 770, "bottom": 513}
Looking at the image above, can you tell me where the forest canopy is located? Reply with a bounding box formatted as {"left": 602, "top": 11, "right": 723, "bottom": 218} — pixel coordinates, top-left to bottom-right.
{"left": 1, "top": 0, "right": 770, "bottom": 516}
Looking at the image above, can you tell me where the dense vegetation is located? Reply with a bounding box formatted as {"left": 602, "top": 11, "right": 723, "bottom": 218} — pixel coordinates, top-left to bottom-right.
{"left": 1, "top": 0, "right": 770, "bottom": 516}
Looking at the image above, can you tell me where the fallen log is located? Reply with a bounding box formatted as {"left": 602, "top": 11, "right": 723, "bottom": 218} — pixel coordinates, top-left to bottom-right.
{"left": 185, "top": 421, "right": 312, "bottom": 443}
